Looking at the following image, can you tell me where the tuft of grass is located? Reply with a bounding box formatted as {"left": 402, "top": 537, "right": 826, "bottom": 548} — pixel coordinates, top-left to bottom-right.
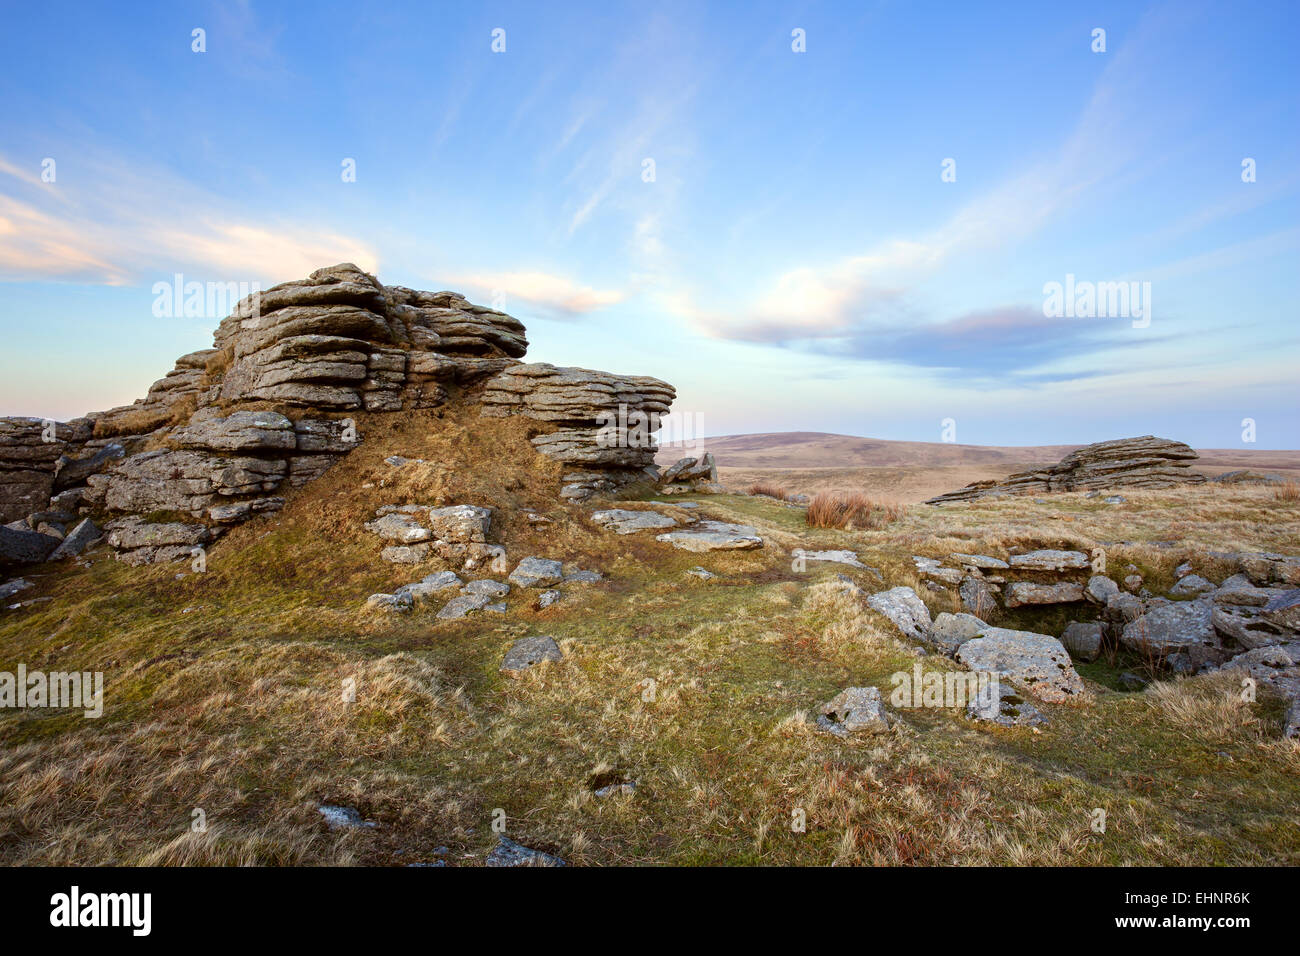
{"left": 748, "top": 482, "right": 791, "bottom": 501}
{"left": 1274, "top": 479, "right": 1300, "bottom": 502}
{"left": 806, "top": 491, "right": 905, "bottom": 531}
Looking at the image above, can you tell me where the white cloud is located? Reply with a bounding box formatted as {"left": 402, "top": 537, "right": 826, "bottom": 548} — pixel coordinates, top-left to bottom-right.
{"left": 440, "top": 269, "right": 625, "bottom": 316}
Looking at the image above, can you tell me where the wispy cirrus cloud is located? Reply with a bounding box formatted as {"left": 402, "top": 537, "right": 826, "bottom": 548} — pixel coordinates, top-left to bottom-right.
{"left": 438, "top": 269, "right": 626, "bottom": 317}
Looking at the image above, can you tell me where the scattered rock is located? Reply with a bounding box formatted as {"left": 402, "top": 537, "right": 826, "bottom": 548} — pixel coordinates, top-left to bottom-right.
{"left": 395, "top": 570, "right": 464, "bottom": 604}
{"left": 509, "top": 556, "right": 565, "bottom": 588}
{"left": 590, "top": 509, "right": 677, "bottom": 534}
{"left": 1123, "top": 574, "right": 1144, "bottom": 593}
{"left": 967, "top": 681, "right": 1047, "bottom": 727}
{"left": 685, "top": 567, "right": 715, "bottom": 580}
{"left": 1085, "top": 574, "right": 1119, "bottom": 605}
{"left": 1170, "top": 574, "right": 1215, "bottom": 597}
{"left": 1120, "top": 599, "right": 1216, "bottom": 656}
{"left": 437, "top": 593, "right": 492, "bottom": 619}
{"left": 816, "top": 686, "right": 892, "bottom": 737}
{"left": 959, "top": 575, "right": 999, "bottom": 618}
{"left": 563, "top": 569, "right": 603, "bottom": 584}
{"left": 319, "top": 805, "right": 377, "bottom": 829}
{"left": 955, "top": 628, "right": 1087, "bottom": 703}
{"left": 485, "top": 836, "right": 567, "bottom": 867}
{"left": 0, "top": 577, "right": 32, "bottom": 601}
{"left": 464, "top": 579, "right": 510, "bottom": 599}
{"left": 536, "top": 590, "right": 562, "bottom": 609}
{"left": 655, "top": 521, "right": 762, "bottom": 552}
{"left": 1060, "top": 621, "right": 1103, "bottom": 662}
{"left": 867, "top": 586, "right": 931, "bottom": 643}
{"left": 365, "top": 592, "right": 413, "bottom": 612}
{"left": 929, "top": 612, "right": 987, "bottom": 655}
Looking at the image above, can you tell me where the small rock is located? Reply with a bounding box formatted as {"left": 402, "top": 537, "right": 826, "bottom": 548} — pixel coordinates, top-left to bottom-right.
{"left": 319, "top": 805, "right": 377, "bottom": 829}
{"left": 867, "top": 586, "right": 932, "bottom": 642}
{"left": 365, "top": 592, "right": 413, "bottom": 612}
{"left": 1085, "top": 574, "right": 1119, "bottom": 605}
{"left": 501, "top": 636, "right": 563, "bottom": 676}
{"left": 967, "top": 681, "right": 1047, "bottom": 727}
{"left": 1170, "top": 574, "right": 1215, "bottom": 597}
{"left": 794, "top": 548, "right": 867, "bottom": 569}
{"left": 536, "top": 590, "right": 562, "bottom": 609}
{"left": 485, "top": 836, "right": 567, "bottom": 867}
{"left": 1123, "top": 574, "right": 1144, "bottom": 593}
{"left": 509, "top": 556, "right": 565, "bottom": 588}
{"left": 437, "top": 593, "right": 492, "bottom": 619}
{"left": 464, "top": 579, "right": 510, "bottom": 598}
{"left": 382, "top": 543, "right": 432, "bottom": 564}
{"left": 685, "top": 567, "right": 715, "bottom": 580}
{"left": 1060, "top": 621, "right": 1103, "bottom": 662}
{"left": 563, "top": 569, "right": 603, "bottom": 584}
{"left": 816, "top": 686, "right": 892, "bottom": 737}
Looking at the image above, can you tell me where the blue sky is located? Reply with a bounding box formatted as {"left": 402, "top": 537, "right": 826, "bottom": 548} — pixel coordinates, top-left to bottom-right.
{"left": 1, "top": 0, "right": 1297, "bottom": 448}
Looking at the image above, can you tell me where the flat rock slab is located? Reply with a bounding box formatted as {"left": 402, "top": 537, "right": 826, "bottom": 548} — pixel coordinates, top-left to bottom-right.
{"left": 955, "top": 627, "right": 1087, "bottom": 704}
{"left": 951, "top": 553, "right": 1010, "bottom": 570}
{"left": 437, "top": 593, "right": 491, "bottom": 619}
{"left": 1004, "top": 581, "right": 1085, "bottom": 608}
{"left": 396, "top": 571, "right": 463, "bottom": 604}
{"left": 509, "top": 556, "right": 564, "bottom": 588}
{"left": 817, "top": 686, "right": 892, "bottom": 736}
{"left": 1008, "top": 550, "right": 1090, "bottom": 572}
{"left": 656, "top": 521, "right": 762, "bottom": 552}
{"left": 795, "top": 548, "right": 866, "bottom": 568}
{"left": 501, "top": 636, "right": 563, "bottom": 676}
{"left": 867, "top": 586, "right": 931, "bottom": 643}
{"left": 485, "top": 836, "right": 567, "bottom": 867}
{"left": 591, "top": 509, "right": 678, "bottom": 534}
{"left": 463, "top": 579, "right": 510, "bottom": 598}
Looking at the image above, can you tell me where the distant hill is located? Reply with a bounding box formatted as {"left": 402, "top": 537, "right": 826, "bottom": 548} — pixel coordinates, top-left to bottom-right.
{"left": 656, "top": 431, "right": 1300, "bottom": 504}
{"left": 655, "top": 432, "right": 1079, "bottom": 469}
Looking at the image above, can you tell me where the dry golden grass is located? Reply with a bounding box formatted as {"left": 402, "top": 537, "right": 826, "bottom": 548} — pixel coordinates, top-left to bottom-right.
{"left": 1275, "top": 480, "right": 1300, "bottom": 502}
{"left": 748, "top": 481, "right": 791, "bottom": 500}
{"left": 806, "top": 491, "right": 906, "bottom": 531}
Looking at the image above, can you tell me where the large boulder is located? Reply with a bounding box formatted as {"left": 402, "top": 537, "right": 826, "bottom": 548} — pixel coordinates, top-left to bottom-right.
{"left": 1120, "top": 599, "right": 1216, "bottom": 657}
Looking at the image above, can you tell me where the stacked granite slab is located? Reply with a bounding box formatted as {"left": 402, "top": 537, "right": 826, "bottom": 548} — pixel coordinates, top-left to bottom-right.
{"left": 480, "top": 363, "right": 676, "bottom": 499}
{"left": 926, "top": 436, "right": 1205, "bottom": 504}
{"left": 1, "top": 262, "right": 677, "bottom": 561}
